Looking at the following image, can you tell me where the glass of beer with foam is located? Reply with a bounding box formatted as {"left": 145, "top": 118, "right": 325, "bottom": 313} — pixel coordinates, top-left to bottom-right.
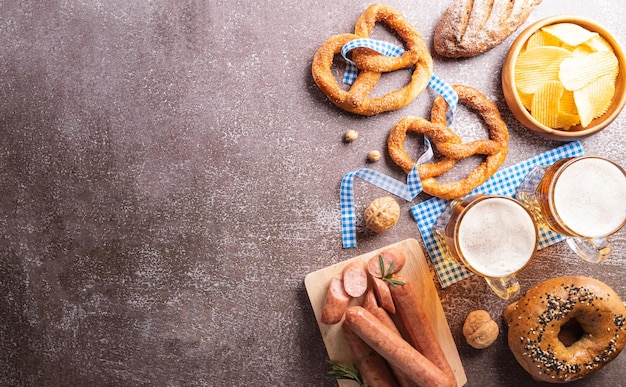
{"left": 433, "top": 194, "right": 538, "bottom": 300}
{"left": 516, "top": 156, "right": 626, "bottom": 263}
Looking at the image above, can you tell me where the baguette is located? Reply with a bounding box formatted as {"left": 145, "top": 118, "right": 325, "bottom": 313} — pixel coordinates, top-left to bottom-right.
{"left": 434, "top": 0, "right": 542, "bottom": 58}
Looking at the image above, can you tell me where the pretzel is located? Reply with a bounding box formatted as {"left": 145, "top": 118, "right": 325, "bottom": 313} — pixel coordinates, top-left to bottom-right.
{"left": 351, "top": 4, "right": 431, "bottom": 74}
{"left": 311, "top": 4, "right": 433, "bottom": 116}
{"left": 387, "top": 85, "right": 509, "bottom": 199}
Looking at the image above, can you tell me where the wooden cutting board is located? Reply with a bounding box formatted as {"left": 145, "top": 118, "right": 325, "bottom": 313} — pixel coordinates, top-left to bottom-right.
{"left": 304, "top": 238, "right": 467, "bottom": 386}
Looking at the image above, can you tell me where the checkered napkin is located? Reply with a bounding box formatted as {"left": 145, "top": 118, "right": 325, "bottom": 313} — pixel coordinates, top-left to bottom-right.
{"left": 339, "top": 39, "right": 462, "bottom": 249}
{"left": 411, "top": 141, "right": 585, "bottom": 288}
{"left": 341, "top": 38, "right": 404, "bottom": 84}
{"left": 341, "top": 38, "right": 458, "bottom": 125}
{"left": 341, "top": 143, "right": 430, "bottom": 248}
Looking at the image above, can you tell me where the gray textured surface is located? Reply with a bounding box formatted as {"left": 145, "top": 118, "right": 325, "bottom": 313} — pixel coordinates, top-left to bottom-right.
{"left": 1, "top": 1, "right": 625, "bottom": 386}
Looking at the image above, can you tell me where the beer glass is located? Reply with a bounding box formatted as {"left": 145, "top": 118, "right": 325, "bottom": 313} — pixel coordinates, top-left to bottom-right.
{"left": 433, "top": 194, "right": 538, "bottom": 300}
{"left": 515, "top": 156, "right": 626, "bottom": 263}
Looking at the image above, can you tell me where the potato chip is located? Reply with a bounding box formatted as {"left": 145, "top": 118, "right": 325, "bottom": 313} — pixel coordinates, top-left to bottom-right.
{"left": 559, "top": 90, "right": 578, "bottom": 115}
{"left": 587, "top": 77, "right": 615, "bottom": 119}
{"left": 572, "top": 45, "right": 596, "bottom": 56}
{"left": 559, "top": 50, "right": 618, "bottom": 90}
{"left": 525, "top": 30, "right": 569, "bottom": 50}
{"left": 584, "top": 35, "right": 614, "bottom": 52}
{"left": 513, "top": 23, "right": 620, "bottom": 131}
{"left": 531, "top": 80, "right": 564, "bottom": 128}
{"left": 515, "top": 46, "right": 572, "bottom": 94}
{"left": 596, "top": 99, "right": 613, "bottom": 118}
{"left": 556, "top": 111, "right": 580, "bottom": 130}
{"left": 541, "top": 23, "right": 598, "bottom": 47}
{"left": 518, "top": 91, "right": 534, "bottom": 111}
{"left": 574, "top": 75, "right": 615, "bottom": 127}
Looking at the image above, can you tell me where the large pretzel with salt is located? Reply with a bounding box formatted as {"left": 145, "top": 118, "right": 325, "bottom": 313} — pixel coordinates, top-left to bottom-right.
{"left": 311, "top": 4, "right": 433, "bottom": 116}
{"left": 387, "top": 85, "right": 509, "bottom": 199}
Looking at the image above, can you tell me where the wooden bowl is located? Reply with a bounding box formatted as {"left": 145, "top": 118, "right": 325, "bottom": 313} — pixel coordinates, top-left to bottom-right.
{"left": 502, "top": 15, "right": 626, "bottom": 141}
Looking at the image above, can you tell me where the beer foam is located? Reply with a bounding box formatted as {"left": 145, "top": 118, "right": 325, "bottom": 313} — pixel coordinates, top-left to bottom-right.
{"left": 553, "top": 157, "right": 626, "bottom": 237}
{"left": 457, "top": 197, "right": 536, "bottom": 277}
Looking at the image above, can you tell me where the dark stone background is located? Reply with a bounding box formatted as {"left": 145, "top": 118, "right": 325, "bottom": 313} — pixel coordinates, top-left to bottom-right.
{"left": 1, "top": 1, "right": 625, "bottom": 386}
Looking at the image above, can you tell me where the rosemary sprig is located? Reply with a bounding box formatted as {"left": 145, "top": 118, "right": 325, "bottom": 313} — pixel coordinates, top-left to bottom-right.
{"left": 326, "top": 360, "right": 363, "bottom": 386}
{"left": 379, "top": 254, "right": 406, "bottom": 287}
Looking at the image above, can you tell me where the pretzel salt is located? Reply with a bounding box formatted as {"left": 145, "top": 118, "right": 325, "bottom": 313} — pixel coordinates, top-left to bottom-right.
{"left": 387, "top": 85, "right": 509, "bottom": 199}
{"left": 311, "top": 4, "right": 433, "bottom": 116}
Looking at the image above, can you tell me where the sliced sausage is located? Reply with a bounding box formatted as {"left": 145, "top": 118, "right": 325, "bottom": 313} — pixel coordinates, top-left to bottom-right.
{"left": 372, "top": 276, "right": 396, "bottom": 314}
{"left": 320, "top": 274, "right": 351, "bottom": 324}
{"left": 362, "top": 287, "right": 378, "bottom": 310}
{"left": 367, "top": 248, "right": 407, "bottom": 278}
{"left": 342, "top": 259, "right": 368, "bottom": 298}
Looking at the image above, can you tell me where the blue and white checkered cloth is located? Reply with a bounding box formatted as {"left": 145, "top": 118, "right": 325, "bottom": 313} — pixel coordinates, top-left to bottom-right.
{"left": 428, "top": 75, "right": 458, "bottom": 126}
{"left": 411, "top": 141, "right": 584, "bottom": 288}
{"left": 341, "top": 142, "right": 430, "bottom": 248}
{"left": 338, "top": 38, "right": 461, "bottom": 248}
{"left": 337, "top": 39, "right": 585, "bottom": 287}
{"left": 341, "top": 38, "right": 458, "bottom": 125}
{"left": 341, "top": 38, "right": 404, "bottom": 85}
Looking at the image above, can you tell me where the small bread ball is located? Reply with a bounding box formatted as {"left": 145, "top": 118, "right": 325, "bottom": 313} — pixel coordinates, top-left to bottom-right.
{"left": 367, "top": 150, "right": 381, "bottom": 162}
{"left": 344, "top": 129, "right": 359, "bottom": 142}
{"left": 364, "top": 196, "right": 400, "bottom": 233}
{"left": 463, "top": 310, "right": 499, "bottom": 349}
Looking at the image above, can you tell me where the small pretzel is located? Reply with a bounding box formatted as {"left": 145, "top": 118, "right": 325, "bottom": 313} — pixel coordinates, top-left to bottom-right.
{"left": 311, "top": 4, "right": 433, "bottom": 116}
{"left": 387, "top": 85, "right": 509, "bottom": 199}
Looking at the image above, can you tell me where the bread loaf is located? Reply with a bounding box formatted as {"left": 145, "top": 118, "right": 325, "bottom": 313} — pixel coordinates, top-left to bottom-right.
{"left": 434, "top": 0, "right": 542, "bottom": 58}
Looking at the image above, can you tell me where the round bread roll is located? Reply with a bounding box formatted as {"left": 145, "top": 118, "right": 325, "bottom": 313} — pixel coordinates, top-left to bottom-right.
{"left": 503, "top": 276, "right": 626, "bottom": 383}
{"left": 364, "top": 196, "right": 400, "bottom": 233}
{"left": 463, "top": 310, "right": 499, "bottom": 349}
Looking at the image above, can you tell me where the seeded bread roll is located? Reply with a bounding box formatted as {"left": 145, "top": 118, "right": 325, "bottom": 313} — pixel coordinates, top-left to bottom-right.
{"left": 503, "top": 276, "right": 626, "bottom": 383}
{"left": 434, "top": 0, "right": 543, "bottom": 58}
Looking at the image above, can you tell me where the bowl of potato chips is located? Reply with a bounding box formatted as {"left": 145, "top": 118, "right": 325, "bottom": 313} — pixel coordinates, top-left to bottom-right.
{"left": 502, "top": 15, "right": 626, "bottom": 141}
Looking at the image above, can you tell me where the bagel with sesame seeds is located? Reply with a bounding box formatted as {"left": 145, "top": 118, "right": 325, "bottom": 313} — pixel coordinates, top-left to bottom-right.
{"left": 503, "top": 276, "right": 626, "bottom": 383}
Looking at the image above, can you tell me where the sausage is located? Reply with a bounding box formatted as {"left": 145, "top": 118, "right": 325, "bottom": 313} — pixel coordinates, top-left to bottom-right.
{"left": 389, "top": 276, "right": 456, "bottom": 385}
{"left": 320, "top": 274, "right": 351, "bottom": 324}
{"left": 362, "top": 287, "right": 378, "bottom": 310}
{"left": 341, "top": 323, "right": 400, "bottom": 387}
{"left": 363, "top": 289, "right": 398, "bottom": 333}
{"left": 372, "top": 276, "right": 396, "bottom": 314}
{"left": 363, "top": 288, "right": 410, "bottom": 340}
{"left": 362, "top": 290, "right": 418, "bottom": 387}
{"left": 342, "top": 259, "right": 368, "bottom": 298}
{"left": 344, "top": 306, "right": 456, "bottom": 387}
{"left": 367, "top": 248, "right": 406, "bottom": 278}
